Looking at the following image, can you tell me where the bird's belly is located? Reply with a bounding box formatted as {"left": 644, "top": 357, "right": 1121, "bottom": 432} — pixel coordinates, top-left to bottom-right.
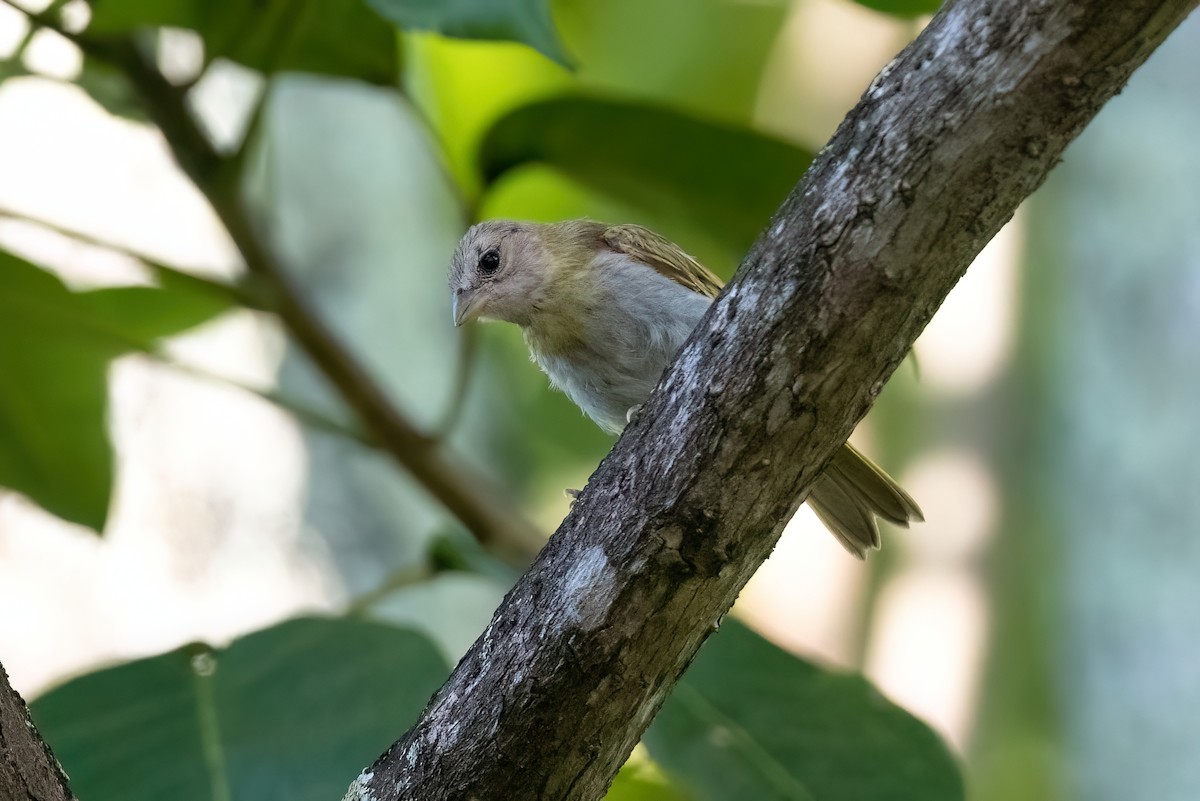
{"left": 536, "top": 349, "right": 662, "bottom": 434}
{"left": 525, "top": 262, "right": 712, "bottom": 433}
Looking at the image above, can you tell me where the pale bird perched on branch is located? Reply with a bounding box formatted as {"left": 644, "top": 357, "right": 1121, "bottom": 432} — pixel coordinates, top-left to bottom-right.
{"left": 447, "top": 219, "right": 922, "bottom": 558}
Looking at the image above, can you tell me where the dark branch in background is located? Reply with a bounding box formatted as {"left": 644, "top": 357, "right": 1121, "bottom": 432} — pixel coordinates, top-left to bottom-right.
{"left": 0, "top": 661, "right": 74, "bottom": 801}
{"left": 430, "top": 324, "right": 479, "bottom": 441}
{"left": 3, "top": 0, "right": 544, "bottom": 561}
{"left": 335, "top": 1, "right": 1194, "bottom": 799}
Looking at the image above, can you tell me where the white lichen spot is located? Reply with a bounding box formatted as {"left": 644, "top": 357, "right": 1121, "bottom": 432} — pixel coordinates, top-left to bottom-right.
{"left": 342, "top": 770, "right": 378, "bottom": 801}
{"left": 563, "top": 544, "right": 617, "bottom": 630}
{"left": 436, "top": 720, "right": 462, "bottom": 750}
{"left": 190, "top": 652, "right": 217, "bottom": 677}
{"left": 867, "top": 57, "right": 898, "bottom": 96}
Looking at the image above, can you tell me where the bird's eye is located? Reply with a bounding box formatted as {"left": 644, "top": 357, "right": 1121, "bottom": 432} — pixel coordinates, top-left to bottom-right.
{"left": 479, "top": 249, "right": 501, "bottom": 275}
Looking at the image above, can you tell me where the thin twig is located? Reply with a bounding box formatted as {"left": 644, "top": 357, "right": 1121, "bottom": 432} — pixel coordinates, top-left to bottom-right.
{"left": 344, "top": 562, "right": 436, "bottom": 617}
{"left": 429, "top": 324, "right": 478, "bottom": 441}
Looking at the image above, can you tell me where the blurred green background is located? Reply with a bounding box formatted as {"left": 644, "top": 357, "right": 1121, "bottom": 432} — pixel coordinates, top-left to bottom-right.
{"left": 0, "top": 0, "right": 1197, "bottom": 799}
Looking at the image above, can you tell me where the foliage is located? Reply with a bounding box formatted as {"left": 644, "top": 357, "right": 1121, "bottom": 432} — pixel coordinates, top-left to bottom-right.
{"left": 0, "top": 251, "right": 231, "bottom": 530}
{"left": 366, "top": 0, "right": 567, "bottom": 64}
{"left": 31, "top": 618, "right": 448, "bottom": 801}
{"left": 30, "top": 614, "right": 961, "bottom": 801}
{"left": 647, "top": 621, "right": 963, "bottom": 801}
{"left": 0, "top": 0, "right": 965, "bottom": 799}
{"left": 481, "top": 96, "right": 813, "bottom": 257}
{"left": 88, "top": 0, "right": 400, "bottom": 83}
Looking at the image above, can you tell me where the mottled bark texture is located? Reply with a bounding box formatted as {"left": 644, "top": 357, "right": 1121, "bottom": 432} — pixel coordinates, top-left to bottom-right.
{"left": 0, "top": 661, "right": 74, "bottom": 801}
{"left": 348, "top": 1, "right": 1197, "bottom": 799}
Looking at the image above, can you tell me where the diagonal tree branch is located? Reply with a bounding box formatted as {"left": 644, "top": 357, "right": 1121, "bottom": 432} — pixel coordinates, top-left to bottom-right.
{"left": 344, "top": 1, "right": 1198, "bottom": 799}
{"left": 0, "top": 660, "right": 74, "bottom": 801}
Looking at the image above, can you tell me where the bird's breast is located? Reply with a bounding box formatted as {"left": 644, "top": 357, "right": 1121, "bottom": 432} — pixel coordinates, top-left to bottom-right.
{"left": 524, "top": 256, "right": 712, "bottom": 433}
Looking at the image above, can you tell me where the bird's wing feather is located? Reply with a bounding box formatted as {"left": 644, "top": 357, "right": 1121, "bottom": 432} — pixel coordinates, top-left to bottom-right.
{"left": 601, "top": 224, "right": 723, "bottom": 299}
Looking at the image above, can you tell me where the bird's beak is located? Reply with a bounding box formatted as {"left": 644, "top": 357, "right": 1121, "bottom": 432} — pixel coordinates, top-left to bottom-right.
{"left": 453, "top": 289, "right": 483, "bottom": 327}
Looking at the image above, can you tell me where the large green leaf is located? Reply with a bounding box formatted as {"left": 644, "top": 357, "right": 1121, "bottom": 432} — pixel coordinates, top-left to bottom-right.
{"left": 479, "top": 96, "right": 813, "bottom": 256}
{"left": 86, "top": 0, "right": 399, "bottom": 84}
{"left": 646, "top": 620, "right": 964, "bottom": 801}
{"left": 31, "top": 617, "right": 449, "bottom": 801}
{"left": 365, "top": 0, "right": 567, "bottom": 64}
{"left": 0, "top": 251, "right": 231, "bottom": 530}
{"left": 553, "top": 0, "right": 788, "bottom": 125}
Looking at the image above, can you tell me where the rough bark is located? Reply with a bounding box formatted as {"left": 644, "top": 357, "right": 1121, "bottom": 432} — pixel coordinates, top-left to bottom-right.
{"left": 0, "top": 660, "right": 74, "bottom": 801}
{"left": 347, "top": 1, "right": 1197, "bottom": 799}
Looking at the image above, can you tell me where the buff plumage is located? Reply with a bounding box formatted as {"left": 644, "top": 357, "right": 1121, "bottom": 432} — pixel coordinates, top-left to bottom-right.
{"left": 448, "top": 219, "right": 922, "bottom": 557}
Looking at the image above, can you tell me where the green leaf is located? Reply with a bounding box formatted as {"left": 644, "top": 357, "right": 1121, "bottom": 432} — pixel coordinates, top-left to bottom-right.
{"left": 607, "top": 762, "right": 694, "bottom": 801}
{"left": 553, "top": 0, "right": 788, "bottom": 124}
{"left": 0, "top": 251, "right": 231, "bottom": 530}
{"left": 86, "top": 0, "right": 399, "bottom": 84}
{"left": 75, "top": 56, "right": 149, "bottom": 121}
{"left": 31, "top": 617, "right": 449, "bottom": 801}
{"left": 479, "top": 96, "right": 813, "bottom": 256}
{"left": 852, "top": 0, "right": 942, "bottom": 18}
{"left": 646, "top": 620, "right": 965, "bottom": 801}
{"left": 367, "top": 571, "right": 510, "bottom": 664}
{"left": 365, "top": 0, "right": 567, "bottom": 64}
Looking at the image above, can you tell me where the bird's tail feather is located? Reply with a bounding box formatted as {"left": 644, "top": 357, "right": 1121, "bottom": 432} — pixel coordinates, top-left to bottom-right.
{"left": 807, "top": 443, "right": 923, "bottom": 559}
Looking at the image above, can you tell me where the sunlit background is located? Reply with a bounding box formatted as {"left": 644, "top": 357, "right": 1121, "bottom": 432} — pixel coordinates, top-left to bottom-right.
{"left": 1, "top": 1, "right": 1198, "bottom": 799}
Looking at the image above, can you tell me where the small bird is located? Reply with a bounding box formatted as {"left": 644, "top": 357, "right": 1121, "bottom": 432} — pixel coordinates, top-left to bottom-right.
{"left": 448, "top": 219, "right": 922, "bottom": 557}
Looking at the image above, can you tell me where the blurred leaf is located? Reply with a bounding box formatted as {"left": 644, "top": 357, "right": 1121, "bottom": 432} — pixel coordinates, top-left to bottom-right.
{"left": 646, "top": 620, "right": 965, "bottom": 801}
{"left": 853, "top": 0, "right": 942, "bottom": 18}
{"left": 0, "top": 60, "right": 29, "bottom": 83}
{"left": 87, "top": 0, "right": 399, "bottom": 83}
{"left": 367, "top": 572, "right": 509, "bottom": 665}
{"left": 75, "top": 56, "right": 149, "bottom": 120}
{"left": 403, "top": 31, "right": 569, "bottom": 198}
{"left": 365, "top": 0, "right": 567, "bottom": 64}
{"left": 554, "top": 0, "right": 787, "bottom": 124}
{"left": 607, "top": 762, "right": 694, "bottom": 801}
{"left": 32, "top": 617, "right": 448, "bottom": 801}
{"left": 0, "top": 251, "right": 231, "bottom": 530}
{"left": 243, "top": 74, "right": 468, "bottom": 584}
{"left": 480, "top": 96, "right": 813, "bottom": 255}
{"left": 480, "top": 164, "right": 745, "bottom": 280}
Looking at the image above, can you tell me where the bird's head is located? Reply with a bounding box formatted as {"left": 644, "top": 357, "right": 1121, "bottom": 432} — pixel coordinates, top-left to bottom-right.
{"left": 449, "top": 220, "right": 554, "bottom": 328}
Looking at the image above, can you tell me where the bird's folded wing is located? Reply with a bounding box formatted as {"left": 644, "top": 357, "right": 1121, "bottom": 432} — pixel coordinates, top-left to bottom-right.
{"left": 602, "top": 224, "right": 723, "bottom": 299}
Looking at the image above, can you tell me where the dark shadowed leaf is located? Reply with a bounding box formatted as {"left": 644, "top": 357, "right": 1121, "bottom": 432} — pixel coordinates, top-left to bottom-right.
{"left": 479, "top": 96, "right": 813, "bottom": 256}
{"left": 365, "top": 0, "right": 567, "bottom": 64}
{"left": 0, "top": 251, "right": 231, "bottom": 530}
{"left": 31, "top": 617, "right": 449, "bottom": 801}
{"left": 87, "top": 0, "right": 399, "bottom": 84}
{"left": 75, "top": 56, "right": 150, "bottom": 120}
{"left": 645, "top": 620, "right": 965, "bottom": 801}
